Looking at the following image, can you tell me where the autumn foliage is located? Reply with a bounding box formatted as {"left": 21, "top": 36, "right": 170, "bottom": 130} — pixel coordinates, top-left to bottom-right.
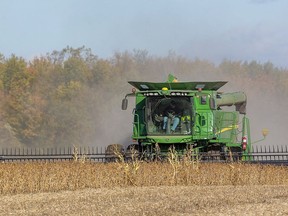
{"left": 0, "top": 47, "right": 287, "bottom": 148}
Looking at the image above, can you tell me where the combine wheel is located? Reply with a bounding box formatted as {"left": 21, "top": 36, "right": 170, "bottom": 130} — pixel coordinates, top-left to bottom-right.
{"left": 205, "top": 150, "right": 221, "bottom": 161}
{"left": 220, "top": 147, "right": 242, "bottom": 162}
{"left": 124, "top": 144, "right": 140, "bottom": 161}
{"left": 229, "top": 147, "right": 242, "bottom": 162}
{"left": 105, "top": 144, "right": 124, "bottom": 162}
{"left": 204, "top": 146, "right": 222, "bottom": 161}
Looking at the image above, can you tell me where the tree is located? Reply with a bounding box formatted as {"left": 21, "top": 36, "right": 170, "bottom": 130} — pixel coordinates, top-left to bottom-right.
{"left": 2, "top": 55, "right": 27, "bottom": 94}
{"left": 1, "top": 55, "right": 43, "bottom": 145}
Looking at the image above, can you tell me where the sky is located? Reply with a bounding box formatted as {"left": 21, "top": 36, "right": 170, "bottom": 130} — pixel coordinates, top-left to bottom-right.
{"left": 0, "top": 0, "right": 287, "bottom": 68}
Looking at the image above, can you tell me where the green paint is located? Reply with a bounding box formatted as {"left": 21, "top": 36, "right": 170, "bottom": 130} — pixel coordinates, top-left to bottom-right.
{"left": 123, "top": 75, "right": 251, "bottom": 160}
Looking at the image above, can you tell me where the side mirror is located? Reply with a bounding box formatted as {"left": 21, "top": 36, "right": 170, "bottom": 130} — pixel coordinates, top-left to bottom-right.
{"left": 122, "top": 98, "right": 128, "bottom": 110}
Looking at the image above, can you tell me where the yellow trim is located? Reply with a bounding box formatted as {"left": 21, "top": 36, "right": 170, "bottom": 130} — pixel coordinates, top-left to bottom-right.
{"left": 216, "top": 124, "right": 238, "bottom": 135}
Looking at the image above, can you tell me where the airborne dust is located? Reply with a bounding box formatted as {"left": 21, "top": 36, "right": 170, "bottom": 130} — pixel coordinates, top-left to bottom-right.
{"left": 0, "top": 55, "right": 287, "bottom": 150}
{"left": 95, "top": 60, "right": 288, "bottom": 149}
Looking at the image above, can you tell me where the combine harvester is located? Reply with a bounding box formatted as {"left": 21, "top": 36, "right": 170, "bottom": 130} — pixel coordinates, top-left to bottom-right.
{"left": 112, "top": 74, "right": 267, "bottom": 161}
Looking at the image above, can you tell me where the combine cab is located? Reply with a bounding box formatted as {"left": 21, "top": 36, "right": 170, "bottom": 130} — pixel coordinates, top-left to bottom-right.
{"left": 121, "top": 74, "right": 252, "bottom": 161}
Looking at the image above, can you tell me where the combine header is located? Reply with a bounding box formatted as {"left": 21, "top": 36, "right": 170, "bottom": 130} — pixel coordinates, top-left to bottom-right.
{"left": 119, "top": 74, "right": 254, "bottom": 160}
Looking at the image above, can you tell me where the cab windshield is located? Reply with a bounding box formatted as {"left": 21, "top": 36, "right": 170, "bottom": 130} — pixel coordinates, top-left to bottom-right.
{"left": 146, "top": 96, "right": 193, "bottom": 135}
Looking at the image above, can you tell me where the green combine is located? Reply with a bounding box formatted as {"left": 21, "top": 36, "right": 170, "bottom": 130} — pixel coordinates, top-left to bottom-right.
{"left": 120, "top": 74, "right": 252, "bottom": 161}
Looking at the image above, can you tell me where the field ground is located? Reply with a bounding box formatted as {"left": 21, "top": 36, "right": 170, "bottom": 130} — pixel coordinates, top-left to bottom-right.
{"left": 1, "top": 185, "right": 288, "bottom": 216}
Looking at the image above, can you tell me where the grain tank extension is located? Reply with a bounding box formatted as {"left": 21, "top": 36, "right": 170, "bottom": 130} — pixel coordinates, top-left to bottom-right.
{"left": 121, "top": 75, "right": 251, "bottom": 160}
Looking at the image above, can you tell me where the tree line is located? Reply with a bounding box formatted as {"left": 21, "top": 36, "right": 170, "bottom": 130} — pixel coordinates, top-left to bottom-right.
{"left": 0, "top": 46, "right": 287, "bottom": 148}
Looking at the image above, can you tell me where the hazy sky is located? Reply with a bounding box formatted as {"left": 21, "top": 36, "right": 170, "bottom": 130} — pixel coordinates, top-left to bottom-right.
{"left": 1, "top": 0, "right": 287, "bottom": 68}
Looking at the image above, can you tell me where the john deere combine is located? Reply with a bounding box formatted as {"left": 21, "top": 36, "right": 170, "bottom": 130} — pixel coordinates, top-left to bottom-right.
{"left": 121, "top": 74, "right": 251, "bottom": 160}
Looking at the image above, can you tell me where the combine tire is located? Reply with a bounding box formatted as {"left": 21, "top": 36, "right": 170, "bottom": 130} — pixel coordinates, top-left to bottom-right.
{"left": 105, "top": 144, "right": 124, "bottom": 162}
{"left": 124, "top": 144, "right": 139, "bottom": 161}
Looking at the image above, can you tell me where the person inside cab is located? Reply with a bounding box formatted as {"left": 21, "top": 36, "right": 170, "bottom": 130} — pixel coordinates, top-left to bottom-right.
{"left": 155, "top": 100, "right": 181, "bottom": 133}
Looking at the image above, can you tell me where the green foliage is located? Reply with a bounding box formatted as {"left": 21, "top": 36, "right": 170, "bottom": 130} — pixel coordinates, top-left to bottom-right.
{"left": 56, "top": 80, "right": 82, "bottom": 100}
{"left": 90, "top": 59, "right": 113, "bottom": 85}
{"left": 2, "top": 55, "right": 27, "bottom": 94}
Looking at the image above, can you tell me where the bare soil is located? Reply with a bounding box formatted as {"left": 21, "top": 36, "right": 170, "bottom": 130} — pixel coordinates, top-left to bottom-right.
{"left": 1, "top": 185, "right": 288, "bottom": 216}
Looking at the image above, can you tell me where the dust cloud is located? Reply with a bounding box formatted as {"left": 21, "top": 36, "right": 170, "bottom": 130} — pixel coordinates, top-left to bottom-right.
{"left": 93, "top": 67, "right": 287, "bottom": 149}
{"left": 1, "top": 57, "right": 286, "bottom": 150}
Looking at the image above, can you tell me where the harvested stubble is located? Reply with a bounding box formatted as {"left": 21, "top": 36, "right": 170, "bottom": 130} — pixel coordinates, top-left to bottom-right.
{"left": 0, "top": 161, "right": 287, "bottom": 194}
{"left": 1, "top": 186, "right": 288, "bottom": 216}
